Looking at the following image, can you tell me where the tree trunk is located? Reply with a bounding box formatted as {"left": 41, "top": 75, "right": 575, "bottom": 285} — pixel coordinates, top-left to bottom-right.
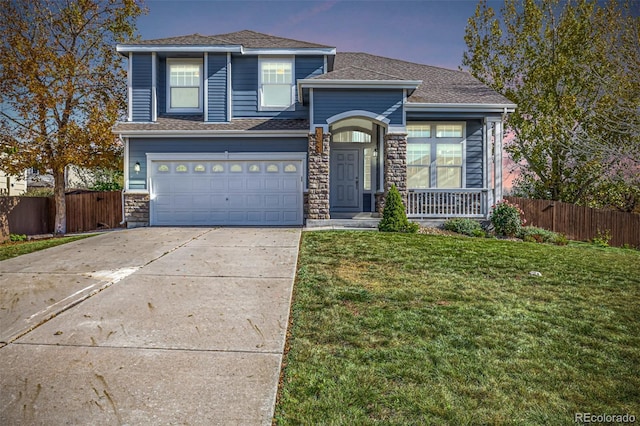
{"left": 53, "top": 169, "right": 66, "bottom": 234}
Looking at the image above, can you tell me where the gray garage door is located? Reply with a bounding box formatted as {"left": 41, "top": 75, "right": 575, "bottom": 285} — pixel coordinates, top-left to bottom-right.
{"left": 149, "top": 158, "right": 303, "bottom": 226}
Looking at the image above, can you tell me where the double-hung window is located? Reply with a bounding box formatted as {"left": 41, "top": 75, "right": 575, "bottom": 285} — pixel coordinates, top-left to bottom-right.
{"left": 407, "top": 123, "right": 465, "bottom": 189}
{"left": 260, "top": 58, "right": 294, "bottom": 109}
{"left": 167, "top": 59, "right": 202, "bottom": 113}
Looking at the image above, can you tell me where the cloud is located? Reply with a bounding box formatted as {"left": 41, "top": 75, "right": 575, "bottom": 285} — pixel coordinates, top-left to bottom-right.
{"left": 286, "top": 0, "right": 338, "bottom": 26}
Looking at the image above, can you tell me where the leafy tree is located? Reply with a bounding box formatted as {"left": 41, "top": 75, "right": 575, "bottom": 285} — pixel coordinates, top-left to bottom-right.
{"left": 0, "top": 0, "right": 144, "bottom": 233}
{"left": 378, "top": 185, "right": 419, "bottom": 233}
{"left": 463, "top": 0, "right": 640, "bottom": 211}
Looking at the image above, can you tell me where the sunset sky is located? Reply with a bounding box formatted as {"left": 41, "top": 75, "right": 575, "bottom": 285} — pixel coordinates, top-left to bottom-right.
{"left": 136, "top": 0, "right": 500, "bottom": 70}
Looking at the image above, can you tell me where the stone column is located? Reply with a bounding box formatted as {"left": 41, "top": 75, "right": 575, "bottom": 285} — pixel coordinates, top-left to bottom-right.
{"left": 379, "top": 132, "right": 408, "bottom": 213}
{"left": 124, "top": 192, "right": 150, "bottom": 228}
{"left": 307, "top": 131, "right": 331, "bottom": 220}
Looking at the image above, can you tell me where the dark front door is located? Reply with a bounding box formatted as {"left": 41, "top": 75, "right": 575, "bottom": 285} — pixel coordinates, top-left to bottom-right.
{"left": 331, "top": 149, "right": 361, "bottom": 210}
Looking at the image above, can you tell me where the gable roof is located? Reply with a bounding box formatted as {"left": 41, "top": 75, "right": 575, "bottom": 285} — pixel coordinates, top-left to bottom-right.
{"left": 318, "top": 52, "right": 513, "bottom": 106}
{"left": 119, "top": 30, "right": 333, "bottom": 49}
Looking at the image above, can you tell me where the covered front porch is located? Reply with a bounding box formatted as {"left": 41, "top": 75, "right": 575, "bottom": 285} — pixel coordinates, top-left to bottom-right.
{"left": 305, "top": 114, "right": 505, "bottom": 224}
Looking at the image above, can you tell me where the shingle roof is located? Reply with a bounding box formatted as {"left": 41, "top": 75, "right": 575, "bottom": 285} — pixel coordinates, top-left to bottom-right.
{"left": 319, "top": 52, "right": 512, "bottom": 105}
{"left": 123, "top": 30, "right": 333, "bottom": 49}
{"left": 113, "top": 116, "right": 309, "bottom": 133}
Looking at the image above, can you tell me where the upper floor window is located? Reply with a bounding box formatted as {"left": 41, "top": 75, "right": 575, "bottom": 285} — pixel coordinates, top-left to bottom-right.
{"left": 259, "top": 58, "right": 294, "bottom": 110}
{"left": 167, "top": 58, "right": 202, "bottom": 113}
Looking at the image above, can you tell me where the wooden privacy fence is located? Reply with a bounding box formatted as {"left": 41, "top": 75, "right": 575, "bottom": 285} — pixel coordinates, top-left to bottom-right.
{"left": 0, "top": 191, "right": 123, "bottom": 239}
{"left": 505, "top": 196, "right": 640, "bottom": 247}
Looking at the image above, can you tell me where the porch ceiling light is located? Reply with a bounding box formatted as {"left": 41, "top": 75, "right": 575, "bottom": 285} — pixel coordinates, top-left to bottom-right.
{"left": 134, "top": 162, "right": 141, "bottom": 174}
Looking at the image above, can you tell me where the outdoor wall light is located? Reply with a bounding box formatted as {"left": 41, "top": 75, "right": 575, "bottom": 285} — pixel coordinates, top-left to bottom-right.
{"left": 373, "top": 149, "right": 378, "bottom": 157}
{"left": 134, "top": 162, "right": 141, "bottom": 174}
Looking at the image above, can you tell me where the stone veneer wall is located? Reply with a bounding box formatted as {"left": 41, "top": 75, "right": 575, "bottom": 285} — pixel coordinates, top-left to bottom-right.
{"left": 379, "top": 133, "right": 408, "bottom": 213}
{"left": 124, "top": 193, "right": 150, "bottom": 228}
{"left": 307, "top": 132, "right": 331, "bottom": 220}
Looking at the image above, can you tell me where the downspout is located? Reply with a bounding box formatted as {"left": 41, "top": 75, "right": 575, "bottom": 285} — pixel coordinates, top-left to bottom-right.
{"left": 119, "top": 135, "right": 127, "bottom": 225}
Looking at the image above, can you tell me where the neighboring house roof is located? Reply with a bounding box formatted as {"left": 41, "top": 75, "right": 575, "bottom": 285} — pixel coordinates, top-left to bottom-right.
{"left": 120, "top": 30, "right": 334, "bottom": 49}
{"left": 113, "top": 117, "right": 309, "bottom": 134}
{"left": 321, "top": 52, "right": 514, "bottom": 106}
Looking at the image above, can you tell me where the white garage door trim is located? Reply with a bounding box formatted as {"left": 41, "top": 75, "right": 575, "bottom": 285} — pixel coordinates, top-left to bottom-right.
{"left": 147, "top": 152, "right": 306, "bottom": 226}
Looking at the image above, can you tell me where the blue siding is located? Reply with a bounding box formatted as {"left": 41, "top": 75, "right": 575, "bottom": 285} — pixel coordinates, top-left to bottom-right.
{"left": 131, "top": 53, "right": 152, "bottom": 122}
{"left": 231, "top": 55, "right": 323, "bottom": 119}
{"left": 127, "top": 137, "right": 307, "bottom": 190}
{"left": 296, "top": 56, "right": 324, "bottom": 80}
{"left": 465, "top": 120, "right": 483, "bottom": 188}
{"left": 313, "top": 89, "right": 404, "bottom": 125}
{"left": 231, "top": 56, "right": 258, "bottom": 117}
{"left": 157, "top": 56, "right": 165, "bottom": 115}
{"left": 207, "top": 54, "right": 228, "bottom": 122}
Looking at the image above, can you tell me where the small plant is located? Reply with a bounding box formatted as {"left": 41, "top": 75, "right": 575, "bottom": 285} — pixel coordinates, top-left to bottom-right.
{"left": 592, "top": 229, "right": 611, "bottom": 248}
{"left": 490, "top": 200, "right": 525, "bottom": 237}
{"left": 378, "top": 185, "right": 419, "bottom": 233}
{"left": 9, "top": 234, "right": 27, "bottom": 242}
{"left": 518, "top": 226, "right": 559, "bottom": 244}
{"left": 554, "top": 233, "right": 569, "bottom": 246}
{"left": 443, "top": 218, "right": 485, "bottom": 237}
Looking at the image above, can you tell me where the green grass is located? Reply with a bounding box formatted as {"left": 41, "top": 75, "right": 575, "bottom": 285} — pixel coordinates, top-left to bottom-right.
{"left": 0, "top": 235, "right": 95, "bottom": 261}
{"left": 275, "top": 231, "right": 640, "bottom": 425}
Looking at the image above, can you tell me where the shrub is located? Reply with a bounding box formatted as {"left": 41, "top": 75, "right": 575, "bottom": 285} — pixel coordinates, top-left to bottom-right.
{"left": 9, "top": 234, "right": 27, "bottom": 242}
{"left": 592, "top": 229, "right": 611, "bottom": 247}
{"left": 518, "top": 226, "right": 558, "bottom": 243}
{"left": 378, "top": 185, "right": 419, "bottom": 233}
{"left": 490, "top": 200, "right": 525, "bottom": 237}
{"left": 554, "top": 234, "right": 569, "bottom": 246}
{"left": 443, "top": 218, "right": 485, "bottom": 237}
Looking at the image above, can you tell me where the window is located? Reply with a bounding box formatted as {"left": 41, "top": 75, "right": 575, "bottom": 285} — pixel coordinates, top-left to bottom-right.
{"left": 194, "top": 164, "right": 206, "bottom": 172}
{"left": 436, "top": 124, "right": 463, "bottom": 138}
{"left": 408, "top": 124, "right": 431, "bottom": 138}
{"left": 332, "top": 131, "right": 371, "bottom": 143}
{"left": 212, "top": 164, "right": 224, "bottom": 173}
{"left": 260, "top": 58, "right": 294, "bottom": 109}
{"left": 167, "top": 59, "right": 202, "bottom": 112}
{"left": 266, "top": 164, "right": 279, "bottom": 172}
{"left": 176, "top": 164, "right": 188, "bottom": 172}
{"left": 436, "top": 144, "right": 462, "bottom": 187}
{"left": 407, "top": 122, "right": 465, "bottom": 189}
{"left": 407, "top": 143, "right": 431, "bottom": 189}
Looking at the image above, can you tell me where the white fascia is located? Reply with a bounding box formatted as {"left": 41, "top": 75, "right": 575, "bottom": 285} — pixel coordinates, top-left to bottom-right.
{"left": 405, "top": 103, "right": 517, "bottom": 113}
{"left": 114, "top": 130, "right": 309, "bottom": 138}
{"left": 298, "top": 79, "right": 422, "bottom": 100}
{"left": 117, "top": 45, "right": 243, "bottom": 53}
{"left": 243, "top": 47, "right": 336, "bottom": 56}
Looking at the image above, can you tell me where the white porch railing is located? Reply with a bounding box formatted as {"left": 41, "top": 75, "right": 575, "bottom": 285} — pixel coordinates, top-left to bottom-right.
{"left": 407, "top": 189, "right": 489, "bottom": 218}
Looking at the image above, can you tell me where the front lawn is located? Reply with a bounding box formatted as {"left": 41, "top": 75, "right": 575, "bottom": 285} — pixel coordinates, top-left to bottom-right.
{"left": 276, "top": 231, "right": 640, "bottom": 425}
{"left": 0, "top": 235, "right": 95, "bottom": 261}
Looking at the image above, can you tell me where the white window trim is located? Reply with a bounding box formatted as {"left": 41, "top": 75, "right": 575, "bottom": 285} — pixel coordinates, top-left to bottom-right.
{"left": 166, "top": 58, "right": 203, "bottom": 114}
{"left": 406, "top": 122, "right": 467, "bottom": 189}
{"left": 258, "top": 56, "right": 296, "bottom": 111}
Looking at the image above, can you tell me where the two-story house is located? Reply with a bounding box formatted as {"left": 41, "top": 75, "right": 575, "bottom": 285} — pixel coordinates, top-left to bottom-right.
{"left": 113, "top": 30, "right": 515, "bottom": 227}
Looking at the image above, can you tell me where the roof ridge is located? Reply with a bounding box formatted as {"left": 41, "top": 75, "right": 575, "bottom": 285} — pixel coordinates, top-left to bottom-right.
{"left": 339, "top": 51, "right": 465, "bottom": 74}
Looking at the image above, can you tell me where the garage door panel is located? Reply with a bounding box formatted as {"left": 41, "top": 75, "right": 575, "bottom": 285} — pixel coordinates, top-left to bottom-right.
{"left": 282, "top": 178, "right": 299, "bottom": 191}
{"left": 150, "top": 158, "right": 303, "bottom": 226}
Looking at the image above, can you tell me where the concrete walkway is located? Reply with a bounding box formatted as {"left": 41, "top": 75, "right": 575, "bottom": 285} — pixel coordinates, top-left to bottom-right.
{"left": 0, "top": 227, "right": 301, "bottom": 425}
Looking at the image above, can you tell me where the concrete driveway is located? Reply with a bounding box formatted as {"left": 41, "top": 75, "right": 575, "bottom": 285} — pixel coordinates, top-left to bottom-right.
{"left": 0, "top": 227, "right": 301, "bottom": 425}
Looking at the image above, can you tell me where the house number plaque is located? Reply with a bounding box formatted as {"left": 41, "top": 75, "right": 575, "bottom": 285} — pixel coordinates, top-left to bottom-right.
{"left": 315, "top": 127, "right": 323, "bottom": 153}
